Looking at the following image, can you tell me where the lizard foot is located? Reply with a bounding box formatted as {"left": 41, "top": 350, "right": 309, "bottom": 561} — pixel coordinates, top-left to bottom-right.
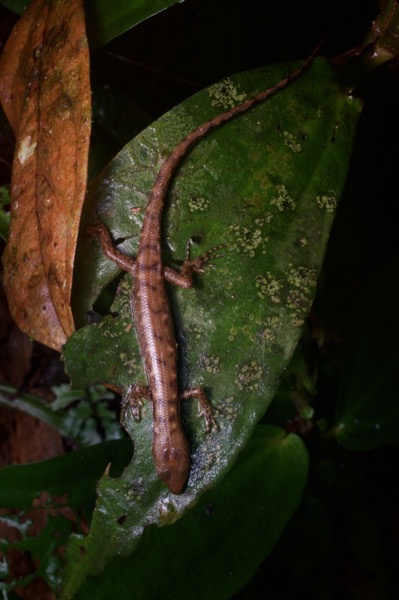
{"left": 182, "top": 240, "right": 224, "bottom": 274}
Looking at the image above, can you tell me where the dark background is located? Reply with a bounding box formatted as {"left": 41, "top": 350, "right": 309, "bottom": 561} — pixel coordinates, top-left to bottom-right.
{"left": 1, "top": 1, "right": 399, "bottom": 598}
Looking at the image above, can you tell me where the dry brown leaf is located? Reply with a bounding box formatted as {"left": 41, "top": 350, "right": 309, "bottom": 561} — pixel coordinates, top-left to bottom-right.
{"left": 0, "top": 0, "right": 91, "bottom": 351}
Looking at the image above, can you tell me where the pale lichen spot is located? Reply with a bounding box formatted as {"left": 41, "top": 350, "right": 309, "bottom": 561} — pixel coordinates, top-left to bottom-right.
{"left": 262, "top": 328, "right": 275, "bottom": 343}
{"left": 188, "top": 196, "right": 209, "bottom": 212}
{"left": 239, "top": 324, "right": 249, "bottom": 336}
{"left": 228, "top": 223, "right": 266, "bottom": 256}
{"left": 260, "top": 315, "right": 280, "bottom": 343}
{"left": 18, "top": 135, "right": 37, "bottom": 165}
{"left": 223, "top": 278, "right": 234, "bottom": 291}
{"left": 229, "top": 321, "right": 258, "bottom": 343}
{"left": 283, "top": 131, "right": 302, "bottom": 153}
{"left": 255, "top": 214, "right": 273, "bottom": 226}
{"left": 201, "top": 353, "right": 222, "bottom": 375}
{"left": 208, "top": 78, "right": 247, "bottom": 110}
{"left": 286, "top": 264, "right": 316, "bottom": 292}
{"left": 285, "top": 264, "right": 317, "bottom": 326}
{"left": 234, "top": 360, "right": 263, "bottom": 392}
{"left": 270, "top": 184, "right": 296, "bottom": 212}
{"left": 300, "top": 237, "right": 308, "bottom": 247}
{"left": 228, "top": 325, "right": 238, "bottom": 342}
{"left": 191, "top": 322, "right": 206, "bottom": 341}
{"left": 103, "top": 328, "right": 118, "bottom": 339}
{"left": 119, "top": 351, "right": 138, "bottom": 374}
{"left": 255, "top": 272, "right": 282, "bottom": 303}
{"left": 222, "top": 395, "right": 239, "bottom": 420}
{"left": 316, "top": 194, "right": 337, "bottom": 213}
{"left": 286, "top": 288, "right": 308, "bottom": 326}
{"left": 245, "top": 192, "right": 264, "bottom": 209}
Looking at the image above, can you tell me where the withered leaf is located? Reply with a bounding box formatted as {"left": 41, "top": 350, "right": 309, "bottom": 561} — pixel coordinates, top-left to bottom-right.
{"left": 0, "top": 0, "right": 91, "bottom": 351}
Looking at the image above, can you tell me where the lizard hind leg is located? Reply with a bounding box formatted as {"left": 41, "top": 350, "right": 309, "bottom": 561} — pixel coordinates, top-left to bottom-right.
{"left": 121, "top": 384, "right": 152, "bottom": 422}
{"left": 181, "top": 388, "right": 219, "bottom": 432}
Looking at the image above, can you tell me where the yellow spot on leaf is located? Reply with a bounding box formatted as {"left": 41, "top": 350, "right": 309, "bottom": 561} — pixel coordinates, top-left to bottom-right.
{"left": 208, "top": 78, "right": 246, "bottom": 110}
{"left": 270, "top": 184, "right": 296, "bottom": 212}
{"left": 283, "top": 131, "right": 302, "bottom": 153}
{"left": 316, "top": 195, "right": 337, "bottom": 212}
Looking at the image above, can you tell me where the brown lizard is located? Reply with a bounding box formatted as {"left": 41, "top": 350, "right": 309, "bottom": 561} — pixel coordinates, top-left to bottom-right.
{"left": 92, "top": 47, "right": 319, "bottom": 494}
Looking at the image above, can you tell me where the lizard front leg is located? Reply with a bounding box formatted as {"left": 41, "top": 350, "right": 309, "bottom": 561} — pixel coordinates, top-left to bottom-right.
{"left": 89, "top": 223, "right": 222, "bottom": 285}
{"left": 87, "top": 223, "right": 137, "bottom": 274}
{"left": 165, "top": 240, "right": 224, "bottom": 288}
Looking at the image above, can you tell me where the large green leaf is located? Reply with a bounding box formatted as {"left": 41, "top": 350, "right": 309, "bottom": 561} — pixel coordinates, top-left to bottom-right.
{"left": 0, "top": 0, "right": 26, "bottom": 12}
{"left": 63, "top": 426, "right": 308, "bottom": 600}
{"left": 84, "top": 0, "right": 185, "bottom": 50}
{"left": 333, "top": 257, "right": 399, "bottom": 449}
{"left": 0, "top": 439, "right": 132, "bottom": 511}
{"left": 62, "top": 56, "right": 361, "bottom": 594}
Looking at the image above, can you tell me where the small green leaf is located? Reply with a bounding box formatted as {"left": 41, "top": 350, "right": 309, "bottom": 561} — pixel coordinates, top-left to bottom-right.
{"left": 333, "top": 257, "right": 399, "bottom": 450}
{"left": 62, "top": 426, "right": 308, "bottom": 600}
